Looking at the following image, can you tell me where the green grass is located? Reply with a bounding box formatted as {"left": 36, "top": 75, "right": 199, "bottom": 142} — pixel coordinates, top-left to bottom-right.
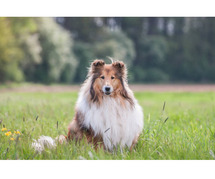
{"left": 0, "top": 91, "right": 215, "bottom": 160}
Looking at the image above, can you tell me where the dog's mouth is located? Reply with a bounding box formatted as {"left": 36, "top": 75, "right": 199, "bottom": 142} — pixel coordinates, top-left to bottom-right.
{"left": 104, "top": 92, "right": 111, "bottom": 95}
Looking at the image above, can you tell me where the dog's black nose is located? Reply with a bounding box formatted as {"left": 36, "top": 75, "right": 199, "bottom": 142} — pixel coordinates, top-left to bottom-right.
{"left": 105, "top": 87, "right": 111, "bottom": 92}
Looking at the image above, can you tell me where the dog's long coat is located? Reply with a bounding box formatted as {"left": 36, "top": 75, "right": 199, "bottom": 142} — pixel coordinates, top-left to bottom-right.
{"left": 67, "top": 60, "right": 144, "bottom": 151}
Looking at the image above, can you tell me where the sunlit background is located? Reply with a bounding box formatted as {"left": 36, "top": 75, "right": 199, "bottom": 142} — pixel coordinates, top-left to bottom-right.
{"left": 1, "top": 17, "right": 215, "bottom": 85}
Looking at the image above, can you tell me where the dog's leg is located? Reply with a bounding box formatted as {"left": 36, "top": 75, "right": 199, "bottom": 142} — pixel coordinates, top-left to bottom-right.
{"left": 67, "top": 119, "right": 83, "bottom": 142}
{"left": 130, "top": 134, "right": 139, "bottom": 151}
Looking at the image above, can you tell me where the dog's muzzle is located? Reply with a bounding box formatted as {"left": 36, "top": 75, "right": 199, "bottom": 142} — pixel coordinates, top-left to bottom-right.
{"left": 102, "top": 86, "right": 113, "bottom": 95}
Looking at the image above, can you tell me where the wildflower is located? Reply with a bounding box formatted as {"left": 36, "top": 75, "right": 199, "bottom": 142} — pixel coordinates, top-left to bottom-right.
{"left": 5, "top": 131, "right": 12, "bottom": 136}
{"left": 10, "top": 137, "right": 15, "bottom": 141}
{"left": 14, "top": 131, "right": 21, "bottom": 135}
{"left": 1, "top": 128, "right": 7, "bottom": 132}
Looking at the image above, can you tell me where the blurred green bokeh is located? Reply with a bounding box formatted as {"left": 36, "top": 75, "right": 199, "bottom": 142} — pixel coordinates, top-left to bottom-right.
{"left": 1, "top": 17, "right": 215, "bottom": 84}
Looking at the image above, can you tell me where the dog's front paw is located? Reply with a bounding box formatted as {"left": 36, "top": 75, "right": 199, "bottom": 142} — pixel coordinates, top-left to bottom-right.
{"left": 56, "top": 135, "right": 67, "bottom": 144}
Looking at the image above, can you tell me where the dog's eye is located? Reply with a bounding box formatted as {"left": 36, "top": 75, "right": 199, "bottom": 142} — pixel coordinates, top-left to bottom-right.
{"left": 111, "top": 76, "right": 115, "bottom": 80}
{"left": 101, "top": 76, "right": 105, "bottom": 79}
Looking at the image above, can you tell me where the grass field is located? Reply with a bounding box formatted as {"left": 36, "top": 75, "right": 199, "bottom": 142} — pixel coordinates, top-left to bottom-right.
{"left": 0, "top": 91, "right": 215, "bottom": 160}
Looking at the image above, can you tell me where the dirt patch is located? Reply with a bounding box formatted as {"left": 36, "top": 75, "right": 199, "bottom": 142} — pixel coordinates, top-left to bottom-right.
{"left": 1, "top": 84, "right": 215, "bottom": 93}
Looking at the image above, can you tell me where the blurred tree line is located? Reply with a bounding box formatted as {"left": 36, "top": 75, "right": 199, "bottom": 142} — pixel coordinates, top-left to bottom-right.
{"left": 1, "top": 17, "right": 215, "bottom": 84}
{"left": 0, "top": 17, "right": 77, "bottom": 83}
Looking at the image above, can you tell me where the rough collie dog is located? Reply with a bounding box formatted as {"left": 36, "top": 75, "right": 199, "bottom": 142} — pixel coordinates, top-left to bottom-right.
{"left": 32, "top": 59, "right": 143, "bottom": 152}
{"left": 67, "top": 59, "right": 143, "bottom": 151}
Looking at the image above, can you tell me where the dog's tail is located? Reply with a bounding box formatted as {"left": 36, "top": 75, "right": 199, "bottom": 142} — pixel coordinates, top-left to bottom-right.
{"left": 32, "top": 135, "right": 66, "bottom": 153}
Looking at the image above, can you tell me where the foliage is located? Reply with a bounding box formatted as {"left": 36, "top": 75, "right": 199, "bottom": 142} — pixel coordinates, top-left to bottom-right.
{"left": 1, "top": 17, "right": 215, "bottom": 83}
{"left": 73, "top": 29, "right": 135, "bottom": 82}
{"left": 132, "top": 36, "right": 169, "bottom": 82}
{"left": 34, "top": 18, "right": 78, "bottom": 84}
{"left": 94, "top": 30, "right": 135, "bottom": 66}
{"left": 8, "top": 17, "right": 40, "bottom": 82}
{"left": 73, "top": 42, "right": 95, "bottom": 82}
{"left": 0, "top": 18, "right": 24, "bottom": 82}
{"left": 0, "top": 17, "right": 78, "bottom": 84}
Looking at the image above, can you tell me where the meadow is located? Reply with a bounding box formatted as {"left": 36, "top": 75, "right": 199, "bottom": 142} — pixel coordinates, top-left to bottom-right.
{"left": 0, "top": 91, "right": 215, "bottom": 160}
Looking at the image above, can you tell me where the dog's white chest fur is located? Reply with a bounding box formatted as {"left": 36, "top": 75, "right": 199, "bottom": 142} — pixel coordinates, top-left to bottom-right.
{"left": 77, "top": 94, "right": 144, "bottom": 150}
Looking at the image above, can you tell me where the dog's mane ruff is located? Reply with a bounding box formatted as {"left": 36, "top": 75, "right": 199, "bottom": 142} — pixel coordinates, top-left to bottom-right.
{"left": 112, "top": 60, "right": 135, "bottom": 107}
{"left": 79, "top": 69, "right": 100, "bottom": 104}
{"left": 120, "top": 79, "right": 135, "bottom": 106}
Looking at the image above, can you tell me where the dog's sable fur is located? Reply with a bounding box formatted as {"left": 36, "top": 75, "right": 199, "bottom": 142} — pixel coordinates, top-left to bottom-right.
{"left": 68, "top": 59, "right": 144, "bottom": 151}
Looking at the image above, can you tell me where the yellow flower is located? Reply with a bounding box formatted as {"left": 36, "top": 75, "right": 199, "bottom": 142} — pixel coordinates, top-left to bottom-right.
{"left": 10, "top": 137, "right": 15, "bottom": 141}
{"left": 1, "top": 128, "right": 7, "bottom": 132}
{"left": 5, "top": 131, "right": 12, "bottom": 136}
{"left": 14, "top": 131, "right": 21, "bottom": 135}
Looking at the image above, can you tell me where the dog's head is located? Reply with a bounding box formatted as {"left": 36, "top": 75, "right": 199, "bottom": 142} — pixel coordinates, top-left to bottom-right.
{"left": 89, "top": 59, "right": 130, "bottom": 103}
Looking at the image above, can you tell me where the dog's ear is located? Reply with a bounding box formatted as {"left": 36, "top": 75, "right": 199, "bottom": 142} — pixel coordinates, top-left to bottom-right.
{"left": 92, "top": 59, "right": 105, "bottom": 67}
{"left": 112, "top": 61, "right": 126, "bottom": 78}
{"left": 91, "top": 59, "right": 105, "bottom": 73}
